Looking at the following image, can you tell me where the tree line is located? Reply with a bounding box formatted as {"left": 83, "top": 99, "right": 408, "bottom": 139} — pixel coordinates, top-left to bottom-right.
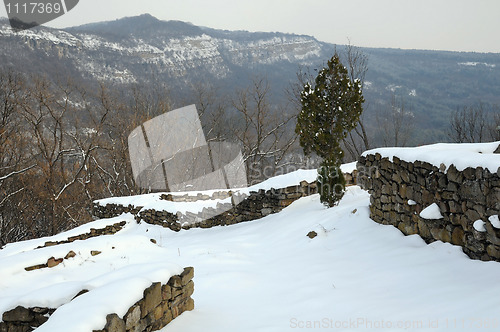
{"left": 0, "top": 70, "right": 303, "bottom": 245}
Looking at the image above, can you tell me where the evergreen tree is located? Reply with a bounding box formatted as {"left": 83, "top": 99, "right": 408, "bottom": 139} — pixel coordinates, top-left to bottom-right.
{"left": 296, "top": 53, "right": 364, "bottom": 207}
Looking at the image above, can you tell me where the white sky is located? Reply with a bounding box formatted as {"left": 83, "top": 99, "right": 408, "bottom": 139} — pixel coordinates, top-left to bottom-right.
{"left": 1, "top": 0, "right": 500, "bottom": 53}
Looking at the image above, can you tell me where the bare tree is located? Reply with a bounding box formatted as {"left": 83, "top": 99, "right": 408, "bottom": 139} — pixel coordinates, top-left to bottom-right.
{"left": 232, "top": 77, "right": 297, "bottom": 184}
{"left": 0, "top": 70, "right": 37, "bottom": 245}
{"left": 17, "top": 76, "right": 111, "bottom": 235}
{"left": 189, "top": 81, "right": 231, "bottom": 143}
{"left": 488, "top": 109, "right": 500, "bottom": 141}
{"left": 448, "top": 102, "right": 493, "bottom": 143}
{"left": 341, "top": 42, "right": 371, "bottom": 160}
{"left": 376, "top": 94, "right": 415, "bottom": 147}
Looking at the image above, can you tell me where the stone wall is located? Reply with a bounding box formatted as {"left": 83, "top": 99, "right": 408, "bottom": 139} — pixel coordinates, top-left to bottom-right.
{"left": 357, "top": 153, "right": 500, "bottom": 261}
{"left": 0, "top": 268, "right": 194, "bottom": 332}
{"left": 94, "top": 267, "right": 195, "bottom": 332}
{"left": 0, "top": 306, "right": 55, "bottom": 332}
{"left": 37, "top": 221, "right": 127, "bottom": 249}
{"left": 93, "top": 181, "right": 319, "bottom": 232}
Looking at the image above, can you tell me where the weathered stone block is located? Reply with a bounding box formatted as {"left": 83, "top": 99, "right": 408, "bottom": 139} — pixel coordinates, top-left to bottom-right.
{"left": 487, "top": 245, "right": 500, "bottom": 259}
{"left": 464, "top": 209, "right": 480, "bottom": 223}
{"left": 153, "top": 305, "right": 164, "bottom": 320}
{"left": 183, "top": 280, "right": 195, "bottom": 298}
{"left": 162, "top": 284, "right": 172, "bottom": 301}
{"left": 416, "top": 217, "right": 432, "bottom": 240}
{"left": 125, "top": 305, "right": 141, "bottom": 331}
{"left": 279, "top": 199, "right": 295, "bottom": 207}
{"left": 141, "top": 282, "right": 162, "bottom": 318}
{"left": 448, "top": 201, "right": 461, "bottom": 214}
{"left": 2, "top": 306, "right": 33, "bottom": 322}
{"left": 168, "top": 275, "right": 183, "bottom": 289}
{"left": 261, "top": 208, "right": 272, "bottom": 216}
{"left": 104, "top": 313, "right": 125, "bottom": 332}
{"left": 400, "top": 220, "right": 419, "bottom": 235}
{"left": 451, "top": 228, "right": 465, "bottom": 246}
{"left": 47, "top": 257, "right": 63, "bottom": 268}
{"left": 430, "top": 227, "right": 452, "bottom": 243}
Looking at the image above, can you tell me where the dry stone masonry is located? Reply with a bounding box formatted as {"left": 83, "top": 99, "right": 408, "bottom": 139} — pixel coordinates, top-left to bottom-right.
{"left": 0, "top": 268, "right": 194, "bottom": 332}
{"left": 93, "top": 181, "right": 319, "bottom": 231}
{"left": 93, "top": 267, "right": 195, "bottom": 332}
{"left": 36, "top": 221, "right": 127, "bottom": 249}
{"left": 0, "top": 306, "right": 55, "bottom": 332}
{"left": 358, "top": 152, "right": 500, "bottom": 261}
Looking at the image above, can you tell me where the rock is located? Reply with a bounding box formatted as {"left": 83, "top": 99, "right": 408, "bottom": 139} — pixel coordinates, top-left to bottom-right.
{"left": 25, "top": 264, "right": 47, "bottom": 271}
{"left": 2, "top": 306, "right": 33, "bottom": 322}
{"left": 451, "top": 228, "right": 465, "bottom": 246}
{"left": 464, "top": 209, "right": 480, "bottom": 223}
{"left": 416, "top": 217, "right": 432, "bottom": 240}
{"left": 307, "top": 231, "right": 318, "bottom": 239}
{"left": 261, "top": 208, "right": 272, "bottom": 216}
{"left": 90, "top": 251, "right": 102, "bottom": 256}
{"left": 183, "top": 297, "right": 195, "bottom": 312}
{"left": 162, "top": 284, "right": 172, "bottom": 301}
{"left": 184, "top": 280, "right": 195, "bottom": 298}
{"left": 494, "top": 144, "right": 500, "bottom": 154}
{"left": 72, "top": 289, "right": 89, "bottom": 300}
{"left": 279, "top": 199, "right": 295, "bottom": 207}
{"left": 398, "top": 220, "right": 418, "bottom": 235}
{"left": 430, "top": 227, "right": 452, "bottom": 243}
{"left": 180, "top": 267, "right": 194, "bottom": 286}
{"left": 153, "top": 304, "right": 164, "bottom": 320}
{"left": 47, "top": 257, "right": 63, "bottom": 268}
{"left": 487, "top": 245, "right": 500, "bottom": 259}
{"left": 64, "top": 251, "right": 76, "bottom": 259}
{"left": 125, "top": 305, "right": 141, "bottom": 330}
{"left": 168, "top": 275, "right": 183, "bottom": 289}
{"left": 141, "top": 282, "right": 162, "bottom": 318}
{"left": 104, "top": 313, "right": 126, "bottom": 332}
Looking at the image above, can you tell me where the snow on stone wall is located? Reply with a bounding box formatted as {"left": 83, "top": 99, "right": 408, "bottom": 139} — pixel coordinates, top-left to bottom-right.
{"left": 93, "top": 181, "right": 320, "bottom": 231}
{"left": 0, "top": 268, "right": 194, "bottom": 332}
{"left": 357, "top": 143, "right": 500, "bottom": 261}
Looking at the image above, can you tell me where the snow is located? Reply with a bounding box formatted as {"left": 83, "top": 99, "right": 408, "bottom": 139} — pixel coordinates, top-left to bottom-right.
{"left": 96, "top": 166, "right": 356, "bottom": 215}
{"left": 458, "top": 62, "right": 496, "bottom": 68}
{"left": 474, "top": 220, "right": 487, "bottom": 232}
{"left": 3, "top": 169, "right": 500, "bottom": 331}
{"left": 489, "top": 215, "right": 500, "bottom": 229}
{"left": 420, "top": 203, "right": 444, "bottom": 220}
{"left": 408, "top": 199, "right": 417, "bottom": 206}
{"left": 0, "top": 216, "right": 183, "bottom": 331}
{"left": 96, "top": 169, "right": 319, "bottom": 215}
{"left": 363, "top": 141, "right": 500, "bottom": 173}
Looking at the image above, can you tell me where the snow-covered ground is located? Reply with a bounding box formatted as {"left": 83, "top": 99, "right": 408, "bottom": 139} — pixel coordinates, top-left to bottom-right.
{"left": 2, "top": 165, "right": 500, "bottom": 331}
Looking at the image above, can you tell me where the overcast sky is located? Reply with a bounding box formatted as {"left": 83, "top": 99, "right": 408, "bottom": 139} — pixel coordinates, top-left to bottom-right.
{"left": 2, "top": 0, "right": 499, "bottom": 53}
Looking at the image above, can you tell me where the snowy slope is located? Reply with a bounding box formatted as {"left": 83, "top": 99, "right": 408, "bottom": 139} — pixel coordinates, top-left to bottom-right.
{"left": 2, "top": 168, "right": 500, "bottom": 331}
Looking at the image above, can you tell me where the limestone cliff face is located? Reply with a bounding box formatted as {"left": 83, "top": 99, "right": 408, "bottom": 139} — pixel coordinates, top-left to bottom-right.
{"left": 0, "top": 15, "right": 331, "bottom": 85}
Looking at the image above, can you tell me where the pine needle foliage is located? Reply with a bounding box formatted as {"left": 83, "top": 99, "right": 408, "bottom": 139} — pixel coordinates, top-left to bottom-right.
{"left": 296, "top": 53, "right": 364, "bottom": 207}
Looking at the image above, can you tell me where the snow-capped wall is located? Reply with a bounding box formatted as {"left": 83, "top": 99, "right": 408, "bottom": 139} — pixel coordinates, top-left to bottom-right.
{"left": 0, "top": 268, "right": 194, "bottom": 332}
{"left": 357, "top": 142, "right": 500, "bottom": 261}
{"left": 93, "top": 180, "right": 319, "bottom": 231}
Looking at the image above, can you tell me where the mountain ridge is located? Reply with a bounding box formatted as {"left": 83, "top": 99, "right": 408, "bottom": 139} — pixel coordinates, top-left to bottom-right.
{"left": 1, "top": 14, "right": 499, "bottom": 143}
